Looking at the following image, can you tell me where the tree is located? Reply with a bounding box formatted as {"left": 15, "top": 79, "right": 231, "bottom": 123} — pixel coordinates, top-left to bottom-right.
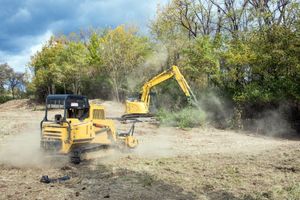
{"left": 151, "top": 2, "right": 189, "bottom": 66}
{"left": 100, "top": 25, "right": 151, "bottom": 101}
{"left": 58, "top": 39, "right": 88, "bottom": 94}
{"left": 0, "top": 63, "right": 25, "bottom": 98}
{"left": 30, "top": 37, "right": 64, "bottom": 97}
{"left": 6, "top": 69, "right": 25, "bottom": 98}
{"left": 0, "top": 63, "right": 11, "bottom": 93}
{"left": 87, "top": 31, "right": 103, "bottom": 69}
{"left": 84, "top": 31, "right": 112, "bottom": 99}
{"left": 183, "top": 36, "right": 221, "bottom": 89}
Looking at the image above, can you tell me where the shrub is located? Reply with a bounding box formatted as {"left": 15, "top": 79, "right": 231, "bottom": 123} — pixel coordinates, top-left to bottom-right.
{"left": 157, "top": 107, "right": 206, "bottom": 128}
{"left": 0, "top": 95, "right": 13, "bottom": 104}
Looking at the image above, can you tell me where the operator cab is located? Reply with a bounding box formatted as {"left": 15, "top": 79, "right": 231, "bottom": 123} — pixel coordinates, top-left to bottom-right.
{"left": 127, "top": 92, "right": 157, "bottom": 102}
{"left": 43, "top": 94, "right": 89, "bottom": 123}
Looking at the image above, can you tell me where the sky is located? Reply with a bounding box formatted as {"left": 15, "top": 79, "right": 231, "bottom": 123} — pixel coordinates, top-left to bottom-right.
{"left": 0, "top": 0, "right": 168, "bottom": 72}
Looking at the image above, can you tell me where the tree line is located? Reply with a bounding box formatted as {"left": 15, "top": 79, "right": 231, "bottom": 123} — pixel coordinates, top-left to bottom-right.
{"left": 27, "top": 26, "right": 151, "bottom": 101}
{"left": 149, "top": 0, "right": 300, "bottom": 131}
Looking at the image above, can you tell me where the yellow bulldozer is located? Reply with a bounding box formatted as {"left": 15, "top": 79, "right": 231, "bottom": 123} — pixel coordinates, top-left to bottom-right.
{"left": 40, "top": 94, "right": 138, "bottom": 163}
{"left": 123, "top": 65, "right": 197, "bottom": 119}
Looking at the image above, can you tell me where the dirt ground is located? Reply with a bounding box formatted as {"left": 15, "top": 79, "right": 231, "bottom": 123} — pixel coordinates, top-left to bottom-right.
{"left": 0, "top": 99, "right": 299, "bottom": 200}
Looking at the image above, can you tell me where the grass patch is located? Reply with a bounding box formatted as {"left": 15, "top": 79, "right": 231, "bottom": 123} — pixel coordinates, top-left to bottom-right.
{"left": 140, "top": 174, "right": 154, "bottom": 187}
{"left": 249, "top": 183, "right": 300, "bottom": 200}
{"left": 157, "top": 107, "right": 206, "bottom": 128}
{"left": 0, "top": 95, "right": 13, "bottom": 104}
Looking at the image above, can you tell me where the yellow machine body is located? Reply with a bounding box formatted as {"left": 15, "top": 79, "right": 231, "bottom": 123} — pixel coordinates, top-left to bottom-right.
{"left": 41, "top": 98, "right": 138, "bottom": 156}
{"left": 125, "top": 65, "right": 196, "bottom": 116}
{"left": 125, "top": 101, "right": 149, "bottom": 115}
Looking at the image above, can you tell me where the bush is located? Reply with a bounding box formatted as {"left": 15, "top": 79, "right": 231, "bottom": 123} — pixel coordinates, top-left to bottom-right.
{"left": 0, "top": 95, "right": 13, "bottom": 104}
{"left": 157, "top": 107, "right": 206, "bottom": 128}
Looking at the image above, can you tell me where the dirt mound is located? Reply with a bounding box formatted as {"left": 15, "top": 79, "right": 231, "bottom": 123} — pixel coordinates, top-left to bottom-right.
{"left": 0, "top": 99, "right": 34, "bottom": 111}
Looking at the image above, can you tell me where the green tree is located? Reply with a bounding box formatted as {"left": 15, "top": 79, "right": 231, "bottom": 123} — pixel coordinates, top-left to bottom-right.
{"left": 0, "top": 63, "right": 25, "bottom": 98}
{"left": 6, "top": 69, "right": 25, "bottom": 99}
{"left": 0, "top": 63, "right": 11, "bottom": 93}
{"left": 58, "top": 38, "right": 88, "bottom": 94}
{"left": 30, "top": 37, "right": 64, "bottom": 97}
{"left": 183, "top": 36, "right": 221, "bottom": 89}
{"left": 100, "top": 25, "right": 151, "bottom": 101}
{"left": 150, "top": 2, "right": 189, "bottom": 66}
{"left": 241, "top": 26, "right": 300, "bottom": 102}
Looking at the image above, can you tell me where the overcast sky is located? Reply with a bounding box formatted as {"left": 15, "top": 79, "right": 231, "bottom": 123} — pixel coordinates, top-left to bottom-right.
{"left": 0, "top": 0, "right": 168, "bottom": 72}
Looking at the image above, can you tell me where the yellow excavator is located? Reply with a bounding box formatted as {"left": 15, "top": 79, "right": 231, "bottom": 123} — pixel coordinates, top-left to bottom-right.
{"left": 40, "top": 94, "right": 138, "bottom": 163}
{"left": 123, "top": 65, "right": 197, "bottom": 119}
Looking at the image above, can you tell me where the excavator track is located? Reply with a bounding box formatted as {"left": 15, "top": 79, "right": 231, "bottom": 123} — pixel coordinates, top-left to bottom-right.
{"left": 121, "top": 113, "right": 154, "bottom": 119}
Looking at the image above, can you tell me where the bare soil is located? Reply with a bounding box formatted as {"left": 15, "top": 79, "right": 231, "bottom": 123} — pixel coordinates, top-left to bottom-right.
{"left": 0, "top": 99, "right": 299, "bottom": 200}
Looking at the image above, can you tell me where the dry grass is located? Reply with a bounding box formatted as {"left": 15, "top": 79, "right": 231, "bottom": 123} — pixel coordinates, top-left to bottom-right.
{"left": 0, "top": 99, "right": 299, "bottom": 199}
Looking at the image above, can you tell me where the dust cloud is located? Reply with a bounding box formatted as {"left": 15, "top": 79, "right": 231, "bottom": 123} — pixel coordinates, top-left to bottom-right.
{"left": 250, "top": 107, "right": 296, "bottom": 137}
{"left": 127, "top": 44, "right": 168, "bottom": 92}
{"left": 135, "top": 131, "right": 174, "bottom": 158}
{"left": 142, "top": 44, "right": 168, "bottom": 71}
{"left": 196, "top": 91, "right": 233, "bottom": 128}
{"left": 88, "top": 126, "right": 177, "bottom": 163}
{"left": 0, "top": 131, "right": 67, "bottom": 168}
{"left": 197, "top": 91, "right": 296, "bottom": 136}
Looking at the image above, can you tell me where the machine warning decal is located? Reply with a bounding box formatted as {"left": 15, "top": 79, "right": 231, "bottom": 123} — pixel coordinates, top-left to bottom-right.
{"left": 71, "top": 102, "right": 79, "bottom": 107}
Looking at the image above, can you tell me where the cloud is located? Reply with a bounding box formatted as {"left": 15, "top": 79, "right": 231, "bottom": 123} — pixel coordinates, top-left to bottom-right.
{"left": 8, "top": 8, "right": 31, "bottom": 23}
{"left": 0, "top": 0, "right": 168, "bottom": 72}
{"left": 0, "top": 30, "right": 53, "bottom": 72}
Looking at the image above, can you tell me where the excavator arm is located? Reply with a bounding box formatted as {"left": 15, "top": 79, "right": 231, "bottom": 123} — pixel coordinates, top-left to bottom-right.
{"left": 123, "top": 65, "right": 197, "bottom": 117}
{"left": 140, "top": 65, "right": 196, "bottom": 108}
